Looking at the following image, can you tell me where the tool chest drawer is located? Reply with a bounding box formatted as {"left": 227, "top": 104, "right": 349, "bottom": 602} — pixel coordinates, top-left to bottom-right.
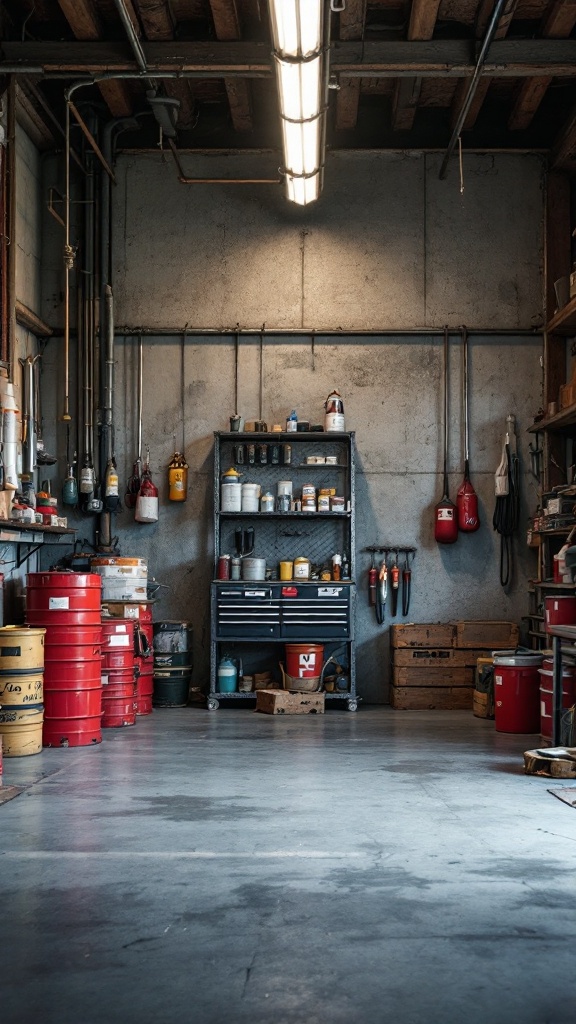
{"left": 279, "top": 583, "right": 351, "bottom": 638}
{"left": 216, "top": 585, "right": 281, "bottom": 637}
{"left": 214, "top": 583, "right": 352, "bottom": 639}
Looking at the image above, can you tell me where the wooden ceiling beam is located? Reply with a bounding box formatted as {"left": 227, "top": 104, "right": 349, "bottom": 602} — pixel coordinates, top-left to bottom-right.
{"left": 133, "top": 0, "right": 173, "bottom": 40}
{"left": 392, "top": 1, "right": 441, "bottom": 132}
{"left": 552, "top": 103, "right": 576, "bottom": 169}
{"left": 57, "top": 0, "right": 133, "bottom": 117}
{"left": 508, "top": 1, "right": 576, "bottom": 131}
{"left": 5, "top": 39, "right": 576, "bottom": 77}
{"left": 208, "top": 0, "right": 252, "bottom": 133}
{"left": 336, "top": 0, "right": 366, "bottom": 131}
{"left": 449, "top": 0, "right": 518, "bottom": 133}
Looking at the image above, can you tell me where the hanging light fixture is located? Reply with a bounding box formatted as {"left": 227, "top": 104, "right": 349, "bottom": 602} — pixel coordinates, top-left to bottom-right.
{"left": 268, "top": 0, "right": 328, "bottom": 206}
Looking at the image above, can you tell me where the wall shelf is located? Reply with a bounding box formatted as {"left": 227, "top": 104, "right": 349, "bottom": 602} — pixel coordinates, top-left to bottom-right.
{"left": 547, "top": 295, "right": 576, "bottom": 336}
{"left": 0, "top": 520, "right": 76, "bottom": 569}
{"left": 528, "top": 402, "right": 576, "bottom": 433}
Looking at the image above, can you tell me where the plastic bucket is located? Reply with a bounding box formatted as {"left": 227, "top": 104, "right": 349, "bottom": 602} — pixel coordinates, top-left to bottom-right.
{"left": 0, "top": 704, "right": 44, "bottom": 756}
{"left": 285, "top": 644, "right": 324, "bottom": 679}
{"left": 545, "top": 595, "right": 576, "bottom": 632}
{"left": 102, "top": 619, "right": 135, "bottom": 672}
{"left": 153, "top": 621, "right": 193, "bottom": 654}
{"left": 494, "top": 652, "right": 543, "bottom": 733}
{"left": 0, "top": 673, "right": 43, "bottom": 706}
{"left": 26, "top": 572, "right": 102, "bottom": 625}
{"left": 0, "top": 626, "right": 45, "bottom": 673}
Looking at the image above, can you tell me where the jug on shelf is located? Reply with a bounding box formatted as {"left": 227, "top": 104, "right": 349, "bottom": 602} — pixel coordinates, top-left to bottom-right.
{"left": 217, "top": 656, "right": 243, "bottom": 693}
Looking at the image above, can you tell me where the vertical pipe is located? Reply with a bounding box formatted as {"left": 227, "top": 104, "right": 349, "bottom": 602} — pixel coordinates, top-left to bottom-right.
{"left": 7, "top": 79, "right": 17, "bottom": 382}
{"left": 62, "top": 98, "right": 72, "bottom": 420}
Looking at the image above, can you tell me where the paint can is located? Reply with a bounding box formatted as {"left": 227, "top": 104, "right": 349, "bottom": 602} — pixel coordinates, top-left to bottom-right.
{"left": 293, "top": 557, "right": 310, "bottom": 580}
{"left": 26, "top": 572, "right": 102, "bottom": 626}
{"left": 493, "top": 652, "right": 543, "bottom": 733}
{"left": 101, "top": 619, "right": 136, "bottom": 728}
{"left": 0, "top": 626, "right": 45, "bottom": 674}
{"left": 241, "top": 483, "right": 260, "bottom": 512}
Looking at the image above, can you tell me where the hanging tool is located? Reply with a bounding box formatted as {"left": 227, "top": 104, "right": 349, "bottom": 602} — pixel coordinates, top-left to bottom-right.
{"left": 493, "top": 415, "right": 520, "bottom": 587}
{"left": 125, "top": 333, "right": 143, "bottom": 509}
{"left": 62, "top": 425, "right": 78, "bottom": 506}
{"left": 135, "top": 445, "right": 159, "bottom": 524}
{"left": 390, "top": 551, "right": 400, "bottom": 617}
{"left": 20, "top": 355, "right": 38, "bottom": 477}
{"left": 456, "top": 326, "right": 479, "bottom": 532}
{"left": 376, "top": 556, "right": 388, "bottom": 625}
{"left": 34, "top": 354, "right": 56, "bottom": 465}
{"left": 368, "top": 551, "right": 377, "bottom": 607}
{"left": 434, "top": 326, "right": 458, "bottom": 544}
{"left": 402, "top": 551, "right": 413, "bottom": 617}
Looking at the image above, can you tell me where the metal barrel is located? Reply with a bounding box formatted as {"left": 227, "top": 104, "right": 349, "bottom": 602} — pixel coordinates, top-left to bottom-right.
{"left": 42, "top": 625, "right": 103, "bottom": 748}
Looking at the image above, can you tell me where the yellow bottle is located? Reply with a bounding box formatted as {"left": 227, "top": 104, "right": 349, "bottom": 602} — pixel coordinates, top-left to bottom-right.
{"left": 168, "top": 452, "right": 188, "bottom": 502}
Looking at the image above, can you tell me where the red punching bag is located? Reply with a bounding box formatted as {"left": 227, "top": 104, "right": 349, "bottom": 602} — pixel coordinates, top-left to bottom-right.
{"left": 435, "top": 326, "right": 458, "bottom": 544}
{"left": 457, "top": 327, "right": 480, "bottom": 532}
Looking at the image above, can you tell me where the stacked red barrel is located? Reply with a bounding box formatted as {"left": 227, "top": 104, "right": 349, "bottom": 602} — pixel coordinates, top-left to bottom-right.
{"left": 101, "top": 619, "right": 137, "bottom": 727}
{"left": 26, "top": 572, "right": 103, "bottom": 747}
{"left": 135, "top": 605, "right": 154, "bottom": 715}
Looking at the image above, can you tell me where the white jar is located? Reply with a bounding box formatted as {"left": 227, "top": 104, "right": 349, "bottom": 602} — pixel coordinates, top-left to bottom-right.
{"left": 277, "top": 480, "right": 293, "bottom": 497}
{"left": 241, "top": 483, "right": 260, "bottom": 512}
{"left": 293, "top": 557, "right": 310, "bottom": 579}
{"left": 221, "top": 482, "right": 242, "bottom": 512}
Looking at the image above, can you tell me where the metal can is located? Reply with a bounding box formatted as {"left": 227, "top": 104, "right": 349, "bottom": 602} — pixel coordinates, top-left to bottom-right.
{"left": 276, "top": 494, "right": 290, "bottom": 513}
{"left": 269, "top": 443, "right": 280, "bottom": 465}
{"left": 282, "top": 444, "right": 292, "bottom": 465}
{"left": 318, "top": 495, "right": 330, "bottom": 512}
{"left": 233, "top": 444, "right": 245, "bottom": 465}
{"left": 231, "top": 557, "right": 242, "bottom": 580}
{"left": 260, "top": 492, "right": 275, "bottom": 512}
{"left": 246, "top": 443, "right": 256, "bottom": 465}
{"left": 217, "top": 554, "right": 231, "bottom": 580}
{"left": 258, "top": 444, "right": 268, "bottom": 465}
{"left": 302, "top": 484, "right": 316, "bottom": 499}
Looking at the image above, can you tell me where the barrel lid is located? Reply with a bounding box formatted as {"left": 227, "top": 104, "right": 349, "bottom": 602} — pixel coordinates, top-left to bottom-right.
{"left": 0, "top": 625, "right": 46, "bottom": 636}
{"left": 493, "top": 649, "right": 544, "bottom": 667}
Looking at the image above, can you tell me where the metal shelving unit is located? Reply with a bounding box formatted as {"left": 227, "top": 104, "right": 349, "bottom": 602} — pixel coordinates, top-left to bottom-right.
{"left": 209, "top": 431, "right": 357, "bottom": 710}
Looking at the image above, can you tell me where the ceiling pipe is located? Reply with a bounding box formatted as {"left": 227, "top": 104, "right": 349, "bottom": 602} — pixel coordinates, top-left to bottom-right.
{"left": 111, "top": 0, "right": 149, "bottom": 80}
{"left": 167, "top": 139, "right": 281, "bottom": 185}
{"left": 439, "top": 0, "right": 513, "bottom": 180}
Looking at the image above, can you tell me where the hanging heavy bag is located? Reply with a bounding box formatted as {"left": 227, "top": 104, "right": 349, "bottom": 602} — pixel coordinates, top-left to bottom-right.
{"left": 457, "top": 327, "right": 480, "bottom": 532}
{"left": 435, "top": 326, "right": 459, "bottom": 544}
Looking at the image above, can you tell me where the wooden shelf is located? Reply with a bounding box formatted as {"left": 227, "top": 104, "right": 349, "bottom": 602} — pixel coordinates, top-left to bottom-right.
{"left": 528, "top": 402, "right": 576, "bottom": 432}
{"left": 530, "top": 579, "right": 576, "bottom": 589}
{"left": 547, "top": 295, "right": 576, "bottom": 335}
{"left": 535, "top": 526, "right": 576, "bottom": 535}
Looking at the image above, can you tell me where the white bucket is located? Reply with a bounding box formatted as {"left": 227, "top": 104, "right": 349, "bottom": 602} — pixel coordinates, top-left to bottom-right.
{"left": 91, "top": 558, "right": 148, "bottom": 579}
{"left": 221, "top": 482, "right": 242, "bottom": 512}
{"left": 101, "top": 578, "right": 148, "bottom": 602}
{"left": 241, "top": 484, "right": 260, "bottom": 513}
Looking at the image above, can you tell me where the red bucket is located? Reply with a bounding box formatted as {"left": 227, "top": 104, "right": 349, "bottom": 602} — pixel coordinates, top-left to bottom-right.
{"left": 102, "top": 619, "right": 135, "bottom": 671}
{"left": 136, "top": 695, "right": 153, "bottom": 716}
{"left": 539, "top": 669, "right": 576, "bottom": 738}
{"left": 43, "top": 715, "right": 101, "bottom": 747}
{"left": 285, "top": 644, "right": 324, "bottom": 679}
{"left": 494, "top": 653, "right": 543, "bottom": 733}
{"left": 44, "top": 687, "right": 102, "bottom": 720}
{"left": 26, "top": 572, "right": 102, "bottom": 625}
{"left": 44, "top": 659, "right": 102, "bottom": 688}
{"left": 102, "top": 695, "right": 136, "bottom": 728}
{"left": 545, "top": 595, "right": 576, "bottom": 632}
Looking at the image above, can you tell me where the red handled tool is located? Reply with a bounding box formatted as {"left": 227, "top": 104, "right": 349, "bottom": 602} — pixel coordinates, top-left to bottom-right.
{"left": 390, "top": 552, "right": 400, "bottom": 617}
{"left": 368, "top": 551, "right": 378, "bottom": 607}
{"left": 402, "top": 552, "right": 412, "bottom": 617}
{"left": 376, "top": 556, "right": 388, "bottom": 625}
{"left": 434, "top": 326, "right": 458, "bottom": 544}
{"left": 457, "top": 326, "right": 480, "bottom": 532}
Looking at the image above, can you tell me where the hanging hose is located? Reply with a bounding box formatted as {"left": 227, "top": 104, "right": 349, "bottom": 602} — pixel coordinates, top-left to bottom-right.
{"left": 493, "top": 443, "right": 520, "bottom": 587}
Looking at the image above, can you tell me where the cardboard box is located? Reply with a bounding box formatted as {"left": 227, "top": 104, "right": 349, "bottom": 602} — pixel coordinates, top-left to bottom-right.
{"left": 455, "top": 620, "right": 519, "bottom": 649}
{"left": 256, "top": 689, "right": 325, "bottom": 715}
{"left": 390, "top": 685, "right": 474, "bottom": 711}
{"left": 391, "top": 623, "right": 456, "bottom": 649}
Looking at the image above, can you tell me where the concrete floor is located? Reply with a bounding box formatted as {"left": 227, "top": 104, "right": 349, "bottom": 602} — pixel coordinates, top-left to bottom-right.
{"left": 1, "top": 707, "right": 575, "bottom": 1024}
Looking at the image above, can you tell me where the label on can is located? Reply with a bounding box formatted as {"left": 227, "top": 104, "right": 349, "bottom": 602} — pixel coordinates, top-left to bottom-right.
{"left": 325, "top": 413, "right": 345, "bottom": 432}
{"left": 318, "top": 495, "right": 330, "bottom": 512}
{"left": 108, "top": 635, "right": 130, "bottom": 647}
{"left": 48, "top": 597, "right": 70, "bottom": 610}
{"left": 293, "top": 560, "right": 310, "bottom": 579}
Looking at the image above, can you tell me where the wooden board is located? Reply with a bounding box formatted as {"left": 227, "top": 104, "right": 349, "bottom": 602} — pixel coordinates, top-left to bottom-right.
{"left": 391, "top": 623, "right": 456, "bottom": 649}
{"left": 393, "top": 666, "right": 474, "bottom": 688}
{"left": 455, "top": 620, "right": 519, "bottom": 649}
{"left": 390, "top": 685, "right": 474, "bottom": 710}
{"left": 393, "top": 647, "right": 489, "bottom": 668}
{"left": 524, "top": 747, "right": 576, "bottom": 778}
{"left": 256, "top": 689, "right": 325, "bottom": 715}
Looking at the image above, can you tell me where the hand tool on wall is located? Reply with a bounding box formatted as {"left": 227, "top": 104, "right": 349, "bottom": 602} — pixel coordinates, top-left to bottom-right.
{"left": 493, "top": 415, "right": 520, "bottom": 587}
{"left": 368, "top": 551, "right": 377, "bottom": 607}
{"left": 457, "top": 326, "right": 480, "bottom": 532}
{"left": 390, "top": 551, "right": 400, "bottom": 617}
{"left": 376, "top": 556, "right": 388, "bottom": 625}
{"left": 434, "top": 326, "right": 458, "bottom": 544}
{"left": 402, "top": 551, "right": 413, "bottom": 617}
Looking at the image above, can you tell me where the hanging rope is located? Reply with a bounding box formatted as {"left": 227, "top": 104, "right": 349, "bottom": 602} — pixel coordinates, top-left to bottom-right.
{"left": 493, "top": 443, "right": 520, "bottom": 587}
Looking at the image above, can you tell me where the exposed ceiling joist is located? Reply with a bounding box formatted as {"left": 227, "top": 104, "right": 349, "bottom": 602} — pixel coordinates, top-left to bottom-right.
{"left": 449, "top": 0, "right": 518, "bottom": 133}
{"left": 508, "top": 0, "right": 576, "bottom": 131}
{"left": 131, "top": 0, "right": 198, "bottom": 131}
{"left": 552, "top": 102, "right": 576, "bottom": 169}
{"left": 392, "top": 0, "right": 441, "bottom": 132}
{"left": 5, "top": 39, "right": 576, "bottom": 77}
{"left": 208, "top": 0, "right": 252, "bottom": 133}
{"left": 57, "top": 0, "right": 134, "bottom": 116}
{"left": 336, "top": 0, "right": 366, "bottom": 131}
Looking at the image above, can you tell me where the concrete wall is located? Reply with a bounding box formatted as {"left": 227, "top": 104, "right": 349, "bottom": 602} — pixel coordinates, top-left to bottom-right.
{"left": 40, "top": 151, "right": 544, "bottom": 701}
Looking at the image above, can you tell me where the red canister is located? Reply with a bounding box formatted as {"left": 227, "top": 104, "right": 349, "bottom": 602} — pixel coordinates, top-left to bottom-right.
{"left": 217, "top": 555, "right": 231, "bottom": 580}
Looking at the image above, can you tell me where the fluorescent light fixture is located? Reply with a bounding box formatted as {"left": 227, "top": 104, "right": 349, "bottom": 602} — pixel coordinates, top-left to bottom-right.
{"left": 269, "top": 0, "right": 328, "bottom": 206}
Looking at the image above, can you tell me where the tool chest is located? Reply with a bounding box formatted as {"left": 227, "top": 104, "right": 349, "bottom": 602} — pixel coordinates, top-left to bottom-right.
{"left": 214, "top": 582, "right": 352, "bottom": 639}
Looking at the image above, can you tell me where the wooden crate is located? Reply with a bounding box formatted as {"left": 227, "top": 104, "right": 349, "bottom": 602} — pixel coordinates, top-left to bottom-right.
{"left": 391, "top": 623, "right": 456, "bottom": 649}
{"left": 473, "top": 691, "right": 494, "bottom": 719}
{"left": 455, "top": 620, "right": 519, "bottom": 649}
{"left": 393, "top": 666, "right": 474, "bottom": 689}
{"left": 390, "top": 685, "right": 474, "bottom": 710}
{"left": 393, "top": 648, "right": 488, "bottom": 669}
{"left": 255, "top": 689, "right": 325, "bottom": 715}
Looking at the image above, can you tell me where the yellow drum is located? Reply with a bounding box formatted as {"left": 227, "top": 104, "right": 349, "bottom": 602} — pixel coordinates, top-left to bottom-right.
{"left": 0, "top": 626, "right": 45, "bottom": 673}
{"left": 0, "top": 705, "right": 43, "bottom": 757}
{"left": 0, "top": 673, "right": 43, "bottom": 706}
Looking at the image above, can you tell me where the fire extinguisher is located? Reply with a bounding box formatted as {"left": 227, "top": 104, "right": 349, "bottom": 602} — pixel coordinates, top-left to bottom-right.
{"left": 456, "top": 327, "right": 480, "bottom": 532}
{"left": 135, "top": 447, "right": 159, "bottom": 524}
{"left": 168, "top": 450, "right": 188, "bottom": 502}
{"left": 435, "top": 326, "right": 458, "bottom": 544}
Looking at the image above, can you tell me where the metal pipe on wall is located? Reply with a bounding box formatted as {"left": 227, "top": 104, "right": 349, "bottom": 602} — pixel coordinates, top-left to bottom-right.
{"left": 7, "top": 79, "right": 17, "bottom": 381}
